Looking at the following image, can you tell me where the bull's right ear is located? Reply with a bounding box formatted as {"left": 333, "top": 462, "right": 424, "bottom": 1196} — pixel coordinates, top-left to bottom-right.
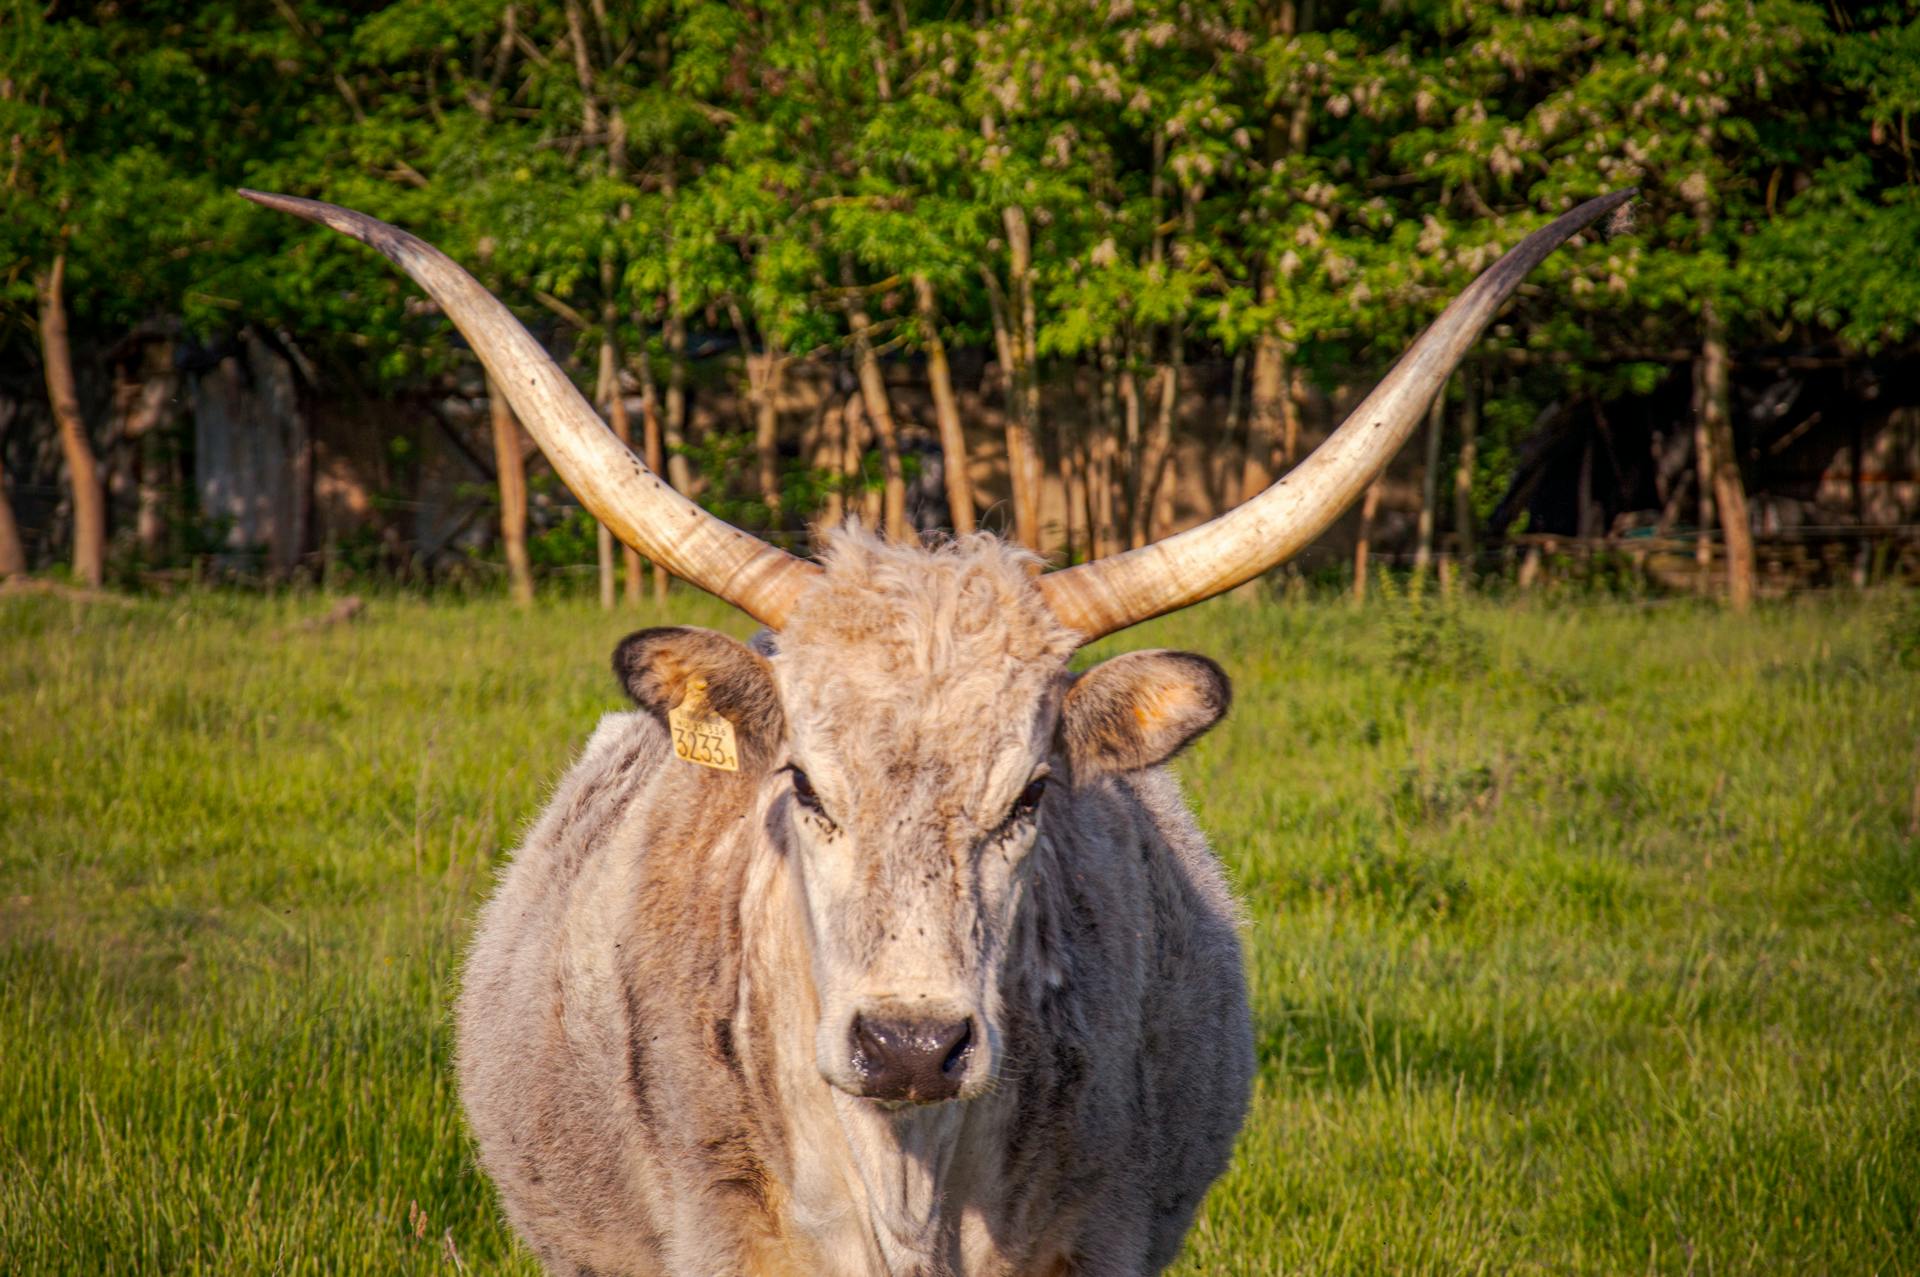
{"left": 613, "top": 627, "right": 786, "bottom": 774}
{"left": 1059, "top": 649, "right": 1230, "bottom": 780}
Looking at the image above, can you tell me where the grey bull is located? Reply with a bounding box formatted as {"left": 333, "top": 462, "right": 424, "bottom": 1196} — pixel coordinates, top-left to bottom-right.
{"left": 241, "top": 185, "right": 1633, "bottom": 1276}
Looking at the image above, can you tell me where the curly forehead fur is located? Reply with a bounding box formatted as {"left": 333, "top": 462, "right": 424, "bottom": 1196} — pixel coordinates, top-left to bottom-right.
{"left": 772, "top": 529, "right": 1079, "bottom": 746}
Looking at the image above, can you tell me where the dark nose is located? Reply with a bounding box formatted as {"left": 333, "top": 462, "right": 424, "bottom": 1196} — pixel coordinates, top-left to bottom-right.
{"left": 848, "top": 1015, "right": 975, "bottom": 1103}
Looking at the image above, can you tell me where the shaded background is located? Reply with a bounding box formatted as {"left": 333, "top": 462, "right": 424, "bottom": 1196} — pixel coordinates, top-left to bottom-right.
{"left": 2, "top": 0, "right": 1917, "bottom": 600}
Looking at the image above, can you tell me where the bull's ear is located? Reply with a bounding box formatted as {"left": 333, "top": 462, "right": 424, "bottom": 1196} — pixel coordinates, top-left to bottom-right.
{"left": 613, "top": 627, "right": 786, "bottom": 773}
{"left": 1060, "top": 649, "right": 1230, "bottom": 780}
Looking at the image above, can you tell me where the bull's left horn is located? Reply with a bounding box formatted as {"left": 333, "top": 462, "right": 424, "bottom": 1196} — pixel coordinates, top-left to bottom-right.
{"left": 238, "top": 190, "right": 821, "bottom": 629}
{"left": 1039, "top": 188, "right": 1636, "bottom": 643}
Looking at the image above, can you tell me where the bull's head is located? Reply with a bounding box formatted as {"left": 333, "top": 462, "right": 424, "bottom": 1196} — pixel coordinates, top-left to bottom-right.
{"left": 240, "top": 186, "right": 1631, "bottom": 1113}
{"left": 606, "top": 540, "right": 1232, "bottom": 1108}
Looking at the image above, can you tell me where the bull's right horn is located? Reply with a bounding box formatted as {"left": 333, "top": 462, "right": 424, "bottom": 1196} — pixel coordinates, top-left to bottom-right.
{"left": 239, "top": 190, "right": 821, "bottom": 630}
{"left": 1040, "top": 188, "right": 1636, "bottom": 643}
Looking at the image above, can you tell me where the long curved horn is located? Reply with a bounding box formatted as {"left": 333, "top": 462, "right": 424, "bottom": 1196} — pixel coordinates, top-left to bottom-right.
{"left": 238, "top": 190, "right": 820, "bottom": 629}
{"left": 1040, "top": 189, "right": 1635, "bottom": 642}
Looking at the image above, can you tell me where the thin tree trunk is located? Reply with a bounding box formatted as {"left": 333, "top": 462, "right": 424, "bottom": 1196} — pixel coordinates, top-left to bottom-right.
{"left": 1698, "top": 300, "right": 1753, "bottom": 611}
{"left": 1244, "top": 273, "right": 1287, "bottom": 502}
{"left": 1075, "top": 387, "right": 1099, "bottom": 559}
{"left": 914, "top": 275, "right": 974, "bottom": 534}
{"left": 1413, "top": 379, "right": 1445, "bottom": 577}
{"left": 1118, "top": 342, "right": 1143, "bottom": 543}
{"left": 1453, "top": 368, "right": 1478, "bottom": 569}
{"left": 0, "top": 466, "right": 22, "bottom": 578}
{"left": 1691, "top": 354, "right": 1716, "bottom": 588}
{"left": 0, "top": 400, "right": 25, "bottom": 578}
{"left": 563, "top": 0, "right": 601, "bottom": 136}
{"left": 1089, "top": 342, "right": 1121, "bottom": 560}
{"left": 1353, "top": 477, "right": 1383, "bottom": 604}
{"left": 116, "top": 345, "right": 175, "bottom": 559}
{"left": 1056, "top": 412, "right": 1080, "bottom": 562}
{"left": 592, "top": 339, "right": 634, "bottom": 607}
{"left": 754, "top": 361, "right": 781, "bottom": 519}
{"left": 598, "top": 278, "right": 640, "bottom": 605}
{"left": 999, "top": 206, "right": 1044, "bottom": 550}
{"left": 819, "top": 394, "right": 847, "bottom": 528}
{"left": 1577, "top": 432, "right": 1597, "bottom": 540}
{"left": 981, "top": 265, "right": 1039, "bottom": 548}
{"left": 1518, "top": 544, "right": 1544, "bottom": 590}
{"left": 1152, "top": 361, "right": 1179, "bottom": 540}
{"left": 725, "top": 299, "right": 784, "bottom": 524}
{"left": 486, "top": 374, "right": 534, "bottom": 606}
{"left": 662, "top": 305, "right": 695, "bottom": 502}
{"left": 1011, "top": 208, "right": 1044, "bottom": 550}
{"left": 635, "top": 343, "right": 669, "bottom": 601}
{"left": 842, "top": 264, "right": 909, "bottom": 542}
{"left": 843, "top": 390, "right": 882, "bottom": 528}
{"left": 1283, "top": 364, "right": 1305, "bottom": 467}
{"left": 1217, "top": 349, "right": 1247, "bottom": 511}
{"left": 36, "top": 253, "right": 105, "bottom": 587}
{"left": 1133, "top": 338, "right": 1181, "bottom": 549}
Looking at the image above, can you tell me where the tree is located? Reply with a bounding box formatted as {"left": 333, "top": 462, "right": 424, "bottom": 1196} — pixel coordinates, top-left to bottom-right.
{"left": 35, "top": 255, "right": 106, "bottom": 585}
{"left": 486, "top": 377, "right": 534, "bottom": 607}
{"left": 0, "top": 400, "right": 27, "bottom": 579}
{"left": 5, "top": 0, "right": 1916, "bottom": 596}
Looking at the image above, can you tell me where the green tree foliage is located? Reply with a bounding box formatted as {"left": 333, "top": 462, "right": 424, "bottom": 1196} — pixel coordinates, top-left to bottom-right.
{"left": 3, "top": 0, "right": 1915, "bottom": 551}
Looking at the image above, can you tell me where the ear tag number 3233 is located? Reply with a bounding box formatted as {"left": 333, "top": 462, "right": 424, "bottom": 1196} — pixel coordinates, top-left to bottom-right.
{"left": 668, "top": 678, "right": 738, "bottom": 772}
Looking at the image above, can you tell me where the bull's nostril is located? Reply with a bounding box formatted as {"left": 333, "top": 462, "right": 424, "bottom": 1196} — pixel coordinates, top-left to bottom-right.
{"left": 850, "top": 1014, "right": 887, "bottom": 1079}
{"left": 941, "top": 1019, "right": 974, "bottom": 1078}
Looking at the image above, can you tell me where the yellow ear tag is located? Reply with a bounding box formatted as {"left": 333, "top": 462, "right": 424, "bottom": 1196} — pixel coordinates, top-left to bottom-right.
{"left": 667, "top": 678, "right": 739, "bottom": 772}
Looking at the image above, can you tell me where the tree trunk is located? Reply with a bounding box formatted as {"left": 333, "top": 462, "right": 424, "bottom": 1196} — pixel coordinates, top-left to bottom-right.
{"left": 819, "top": 392, "right": 847, "bottom": 528}
{"left": 663, "top": 305, "right": 695, "bottom": 503}
{"left": 1353, "top": 477, "right": 1383, "bottom": 604}
{"left": 116, "top": 343, "right": 176, "bottom": 559}
{"left": 1089, "top": 344, "right": 1121, "bottom": 560}
{"left": 1151, "top": 361, "right": 1179, "bottom": 540}
{"left": 754, "top": 362, "right": 781, "bottom": 519}
{"left": 0, "top": 400, "right": 25, "bottom": 578}
{"left": 981, "top": 266, "right": 1037, "bottom": 548}
{"left": 635, "top": 344, "right": 669, "bottom": 601}
{"left": 1117, "top": 344, "right": 1143, "bottom": 542}
{"left": 597, "top": 285, "right": 641, "bottom": 606}
{"left": 1453, "top": 369, "right": 1478, "bottom": 569}
{"left": 1243, "top": 274, "right": 1287, "bottom": 501}
{"left": 486, "top": 374, "right": 534, "bottom": 606}
{"left": 1216, "top": 349, "right": 1247, "bottom": 511}
{"left": 1000, "top": 207, "right": 1044, "bottom": 550}
{"left": 1413, "top": 380, "right": 1445, "bottom": 577}
{"left": 1283, "top": 364, "right": 1305, "bottom": 467}
{"left": 1698, "top": 300, "right": 1754, "bottom": 611}
{"left": 726, "top": 299, "right": 784, "bottom": 525}
{"left": 914, "top": 275, "right": 974, "bottom": 534}
{"left": 1691, "top": 351, "right": 1716, "bottom": 588}
{"left": 842, "top": 266, "right": 909, "bottom": 543}
{"left": 1056, "top": 413, "right": 1080, "bottom": 562}
{"left": 1577, "top": 432, "right": 1597, "bottom": 540}
{"left": 36, "top": 254, "right": 105, "bottom": 587}
{"left": 844, "top": 390, "right": 882, "bottom": 529}
{"left": 1132, "top": 338, "right": 1181, "bottom": 549}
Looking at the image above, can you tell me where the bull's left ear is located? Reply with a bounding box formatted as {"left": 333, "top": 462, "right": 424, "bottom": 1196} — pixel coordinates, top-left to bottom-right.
{"left": 613, "top": 626, "right": 786, "bottom": 774}
{"left": 1059, "top": 649, "right": 1230, "bottom": 780}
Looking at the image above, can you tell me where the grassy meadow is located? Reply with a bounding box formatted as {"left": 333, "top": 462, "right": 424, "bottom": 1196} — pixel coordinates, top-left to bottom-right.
{"left": 2, "top": 583, "right": 1917, "bottom": 1274}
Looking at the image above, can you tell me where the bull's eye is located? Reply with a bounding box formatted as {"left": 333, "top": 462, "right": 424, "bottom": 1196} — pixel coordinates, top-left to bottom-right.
{"left": 1010, "top": 776, "right": 1048, "bottom": 823}
{"left": 789, "top": 767, "right": 828, "bottom": 820}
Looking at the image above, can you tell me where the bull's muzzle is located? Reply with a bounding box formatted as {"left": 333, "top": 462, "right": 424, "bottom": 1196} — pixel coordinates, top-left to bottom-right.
{"left": 847, "top": 1013, "right": 976, "bottom": 1104}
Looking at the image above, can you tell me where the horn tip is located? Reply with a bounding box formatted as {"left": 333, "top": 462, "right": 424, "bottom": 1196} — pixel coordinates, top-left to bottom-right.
{"left": 236, "top": 189, "right": 416, "bottom": 265}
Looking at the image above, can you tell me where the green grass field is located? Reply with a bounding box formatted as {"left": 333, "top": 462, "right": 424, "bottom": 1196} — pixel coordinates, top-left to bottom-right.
{"left": 3, "top": 585, "right": 1917, "bottom": 1274}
